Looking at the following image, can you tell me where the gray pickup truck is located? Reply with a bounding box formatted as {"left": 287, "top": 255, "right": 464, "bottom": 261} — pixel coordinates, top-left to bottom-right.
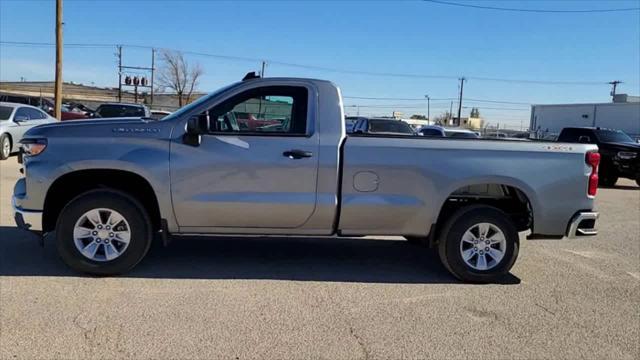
{"left": 13, "top": 75, "right": 601, "bottom": 282}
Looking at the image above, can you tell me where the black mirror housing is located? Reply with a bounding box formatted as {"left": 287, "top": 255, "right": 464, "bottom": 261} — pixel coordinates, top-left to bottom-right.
{"left": 186, "top": 115, "right": 209, "bottom": 135}
{"left": 183, "top": 115, "right": 208, "bottom": 146}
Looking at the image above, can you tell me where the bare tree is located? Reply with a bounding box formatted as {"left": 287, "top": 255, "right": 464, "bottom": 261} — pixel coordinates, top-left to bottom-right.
{"left": 156, "top": 50, "right": 203, "bottom": 107}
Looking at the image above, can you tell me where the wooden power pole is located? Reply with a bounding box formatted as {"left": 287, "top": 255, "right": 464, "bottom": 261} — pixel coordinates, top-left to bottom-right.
{"left": 54, "top": 0, "right": 63, "bottom": 120}
{"left": 456, "top": 77, "right": 465, "bottom": 126}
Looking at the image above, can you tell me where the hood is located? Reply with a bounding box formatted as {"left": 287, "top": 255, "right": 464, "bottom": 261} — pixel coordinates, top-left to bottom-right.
{"left": 24, "top": 117, "right": 175, "bottom": 139}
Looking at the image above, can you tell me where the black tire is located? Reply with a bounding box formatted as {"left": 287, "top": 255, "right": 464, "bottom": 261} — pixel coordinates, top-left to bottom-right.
{"left": 0, "top": 133, "right": 11, "bottom": 160}
{"left": 599, "top": 171, "right": 618, "bottom": 187}
{"left": 56, "top": 189, "right": 153, "bottom": 275}
{"left": 437, "top": 205, "right": 519, "bottom": 283}
{"left": 404, "top": 236, "right": 426, "bottom": 245}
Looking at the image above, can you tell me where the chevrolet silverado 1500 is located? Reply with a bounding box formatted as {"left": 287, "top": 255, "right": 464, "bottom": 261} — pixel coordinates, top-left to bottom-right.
{"left": 13, "top": 75, "right": 601, "bottom": 282}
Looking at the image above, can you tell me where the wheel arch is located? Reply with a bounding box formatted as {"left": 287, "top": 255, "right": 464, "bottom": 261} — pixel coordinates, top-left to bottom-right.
{"left": 431, "top": 177, "right": 538, "bottom": 244}
{"left": 43, "top": 169, "right": 162, "bottom": 233}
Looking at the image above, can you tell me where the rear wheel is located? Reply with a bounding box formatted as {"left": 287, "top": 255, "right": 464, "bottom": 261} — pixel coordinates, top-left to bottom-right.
{"left": 56, "top": 190, "right": 152, "bottom": 275}
{"left": 438, "top": 205, "right": 519, "bottom": 283}
{"left": 0, "top": 134, "right": 11, "bottom": 160}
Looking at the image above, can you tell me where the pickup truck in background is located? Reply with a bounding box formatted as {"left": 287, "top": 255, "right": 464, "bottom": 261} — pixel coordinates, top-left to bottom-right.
{"left": 557, "top": 127, "right": 639, "bottom": 187}
{"left": 13, "top": 75, "right": 601, "bottom": 283}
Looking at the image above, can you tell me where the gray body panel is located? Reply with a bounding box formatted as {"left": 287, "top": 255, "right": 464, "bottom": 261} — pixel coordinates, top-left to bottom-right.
{"left": 340, "top": 137, "right": 596, "bottom": 236}
{"left": 15, "top": 78, "right": 596, "bottom": 239}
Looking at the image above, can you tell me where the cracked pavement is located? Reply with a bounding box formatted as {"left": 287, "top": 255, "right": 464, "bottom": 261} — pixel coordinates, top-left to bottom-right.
{"left": 1, "top": 158, "right": 639, "bottom": 359}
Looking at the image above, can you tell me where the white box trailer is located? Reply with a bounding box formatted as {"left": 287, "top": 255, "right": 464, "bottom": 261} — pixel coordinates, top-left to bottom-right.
{"left": 530, "top": 102, "right": 640, "bottom": 140}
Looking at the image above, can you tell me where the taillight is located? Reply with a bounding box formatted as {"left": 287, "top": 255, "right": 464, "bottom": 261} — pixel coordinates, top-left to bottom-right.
{"left": 586, "top": 151, "right": 600, "bottom": 197}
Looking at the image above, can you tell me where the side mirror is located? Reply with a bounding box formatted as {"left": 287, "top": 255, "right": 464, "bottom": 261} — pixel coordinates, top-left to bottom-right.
{"left": 186, "top": 115, "right": 209, "bottom": 135}
{"left": 14, "top": 115, "right": 28, "bottom": 123}
{"left": 183, "top": 115, "right": 208, "bottom": 146}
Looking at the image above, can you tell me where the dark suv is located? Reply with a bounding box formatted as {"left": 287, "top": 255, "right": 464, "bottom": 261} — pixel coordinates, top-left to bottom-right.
{"left": 558, "top": 127, "right": 640, "bottom": 187}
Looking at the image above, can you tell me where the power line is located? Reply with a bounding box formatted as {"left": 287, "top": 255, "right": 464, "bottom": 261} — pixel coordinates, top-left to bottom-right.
{"left": 344, "top": 96, "right": 457, "bottom": 101}
{"left": 0, "top": 41, "right": 622, "bottom": 86}
{"left": 425, "top": 0, "right": 640, "bottom": 13}
{"left": 464, "top": 98, "right": 531, "bottom": 105}
{"left": 463, "top": 106, "right": 530, "bottom": 111}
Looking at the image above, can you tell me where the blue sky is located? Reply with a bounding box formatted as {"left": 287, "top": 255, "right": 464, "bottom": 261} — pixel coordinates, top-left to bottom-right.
{"left": 1, "top": 0, "right": 639, "bottom": 127}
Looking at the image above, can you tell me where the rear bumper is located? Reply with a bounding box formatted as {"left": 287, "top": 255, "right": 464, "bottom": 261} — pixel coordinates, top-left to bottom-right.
{"left": 566, "top": 211, "right": 599, "bottom": 238}
{"left": 527, "top": 211, "right": 598, "bottom": 240}
{"left": 12, "top": 195, "right": 43, "bottom": 232}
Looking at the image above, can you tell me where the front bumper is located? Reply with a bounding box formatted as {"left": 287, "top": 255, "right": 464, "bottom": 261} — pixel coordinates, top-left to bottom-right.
{"left": 566, "top": 211, "right": 599, "bottom": 238}
{"left": 12, "top": 195, "right": 43, "bottom": 232}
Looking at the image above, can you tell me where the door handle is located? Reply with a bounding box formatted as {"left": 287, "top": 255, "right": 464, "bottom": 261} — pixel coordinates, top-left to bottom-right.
{"left": 283, "top": 149, "right": 313, "bottom": 159}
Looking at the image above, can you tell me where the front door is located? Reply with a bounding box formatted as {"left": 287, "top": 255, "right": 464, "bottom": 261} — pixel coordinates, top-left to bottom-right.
{"left": 170, "top": 85, "right": 320, "bottom": 231}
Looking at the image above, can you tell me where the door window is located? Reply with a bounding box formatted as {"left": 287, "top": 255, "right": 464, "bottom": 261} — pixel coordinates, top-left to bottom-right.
{"left": 201, "top": 86, "right": 308, "bottom": 135}
{"left": 16, "top": 107, "right": 47, "bottom": 120}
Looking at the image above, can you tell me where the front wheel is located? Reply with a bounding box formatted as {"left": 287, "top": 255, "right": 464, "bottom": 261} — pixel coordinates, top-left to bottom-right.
{"left": 0, "top": 134, "right": 11, "bottom": 160}
{"left": 438, "top": 205, "right": 519, "bottom": 283}
{"left": 56, "top": 190, "right": 153, "bottom": 275}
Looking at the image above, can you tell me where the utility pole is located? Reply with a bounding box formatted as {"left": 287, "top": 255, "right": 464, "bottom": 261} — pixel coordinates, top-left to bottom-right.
{"left": 449, "top": 101, "right": 453, "bottom": 124}
{"left": 609, "top": 80, "right": 622, "bottom": 100}
{"left": 54, "top": 0, "right": 63, "bottom": 120}
{"left": 424, "top": 95, "right": 430, "bottom": 121}
{"left": 150, "top": 48, "right": 155, "bottom": 107}
{"left": 117, "top": 45, "right": 122, "bottom": 102}
{"left": 456, "top": 77, "right": 465, "bottom": 127}
{"left": 261, "top": 61, "right": 266, "bottom": 77}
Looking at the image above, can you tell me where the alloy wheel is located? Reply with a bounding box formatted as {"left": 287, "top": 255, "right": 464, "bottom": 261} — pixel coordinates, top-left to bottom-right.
{"left": 73, "top": 208, "right": 131, "bottom": 262}
{"left": 459, "top": 222, "right": 507, "bottom": 271}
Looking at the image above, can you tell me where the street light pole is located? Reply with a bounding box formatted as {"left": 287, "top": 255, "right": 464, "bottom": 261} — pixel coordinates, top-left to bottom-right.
{"left": 425, "top": 95, "right": 430, "bottom": 122}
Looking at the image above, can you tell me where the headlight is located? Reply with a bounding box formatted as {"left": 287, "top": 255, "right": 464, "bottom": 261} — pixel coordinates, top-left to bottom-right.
{"left": 20, "top": 138, "right": 48, "bottom": 156}
{"left": 617, "top": 151, "right": 637, "bottom": 160}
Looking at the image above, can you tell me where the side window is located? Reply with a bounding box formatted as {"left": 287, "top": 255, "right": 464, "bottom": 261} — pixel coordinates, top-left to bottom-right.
{"left": 201, "top": 86, "right": 308, "bottom": 135}
{"left": 24, "top": 107, "right": 46, "bottom": 120}
{"left": 15, "top": 107, "right": 31, "bottom": 120}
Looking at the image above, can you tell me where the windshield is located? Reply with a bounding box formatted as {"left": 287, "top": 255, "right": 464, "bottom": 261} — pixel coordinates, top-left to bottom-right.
{"left": 0, "top": 106, "right": 13, "bottom": 120}
{"left": 369, "top": 119, "right": 414, "bottom": 134}
{"left": 596, "top": 129, "right": 634, "bottom": 143}
{"left": 162, "top": 83, "right": 238, "bottom": 121}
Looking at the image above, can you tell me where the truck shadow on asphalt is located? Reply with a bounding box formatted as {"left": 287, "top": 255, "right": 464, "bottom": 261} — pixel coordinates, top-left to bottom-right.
{"left": 0, "top": 226, "right": 520, "bottom": 285}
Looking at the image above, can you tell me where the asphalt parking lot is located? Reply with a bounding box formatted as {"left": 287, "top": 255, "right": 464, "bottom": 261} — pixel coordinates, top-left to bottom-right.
{"left": 0, "top": 157, "right": 638, "bottom": 359}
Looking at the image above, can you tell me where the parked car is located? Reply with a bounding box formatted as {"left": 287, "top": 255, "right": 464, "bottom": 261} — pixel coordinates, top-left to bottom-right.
{"left": 234, "top": 112, "right": 280, "bottom": 131}
{"left": 56, "top": 104, "right": 91, "bottom": 121}
{"left": 0, "top": 93, "right": 93, "bottom": 121}
{"left": 13, "top": 75, "right": 600, "bottom": 283}
{"left": 419, "top": 125, "right": 479, "bottom": 139}
{"left": 0, "top": 102, "right": 57, "bottom": 159}
{"left": 0, "top": 92, "right": 47, "bottom": 108}
{"left": 484, "top": 132, "right": 508, "bottom": 139}
{"left": 150, "top": 110, "right": 172, "bottom": 120}
{"left": 64, "top": 102, "right": 95, "bottom": 118}
{"left": 558, "top": 127, "right": 640, "bottom": 187}
{"left": 345, "top": 117, "right": 358, "bottom": 133}
{"left": 94, "top": 103, "right": 151, "bottom": 118}
{"left": 350, "top": 117, "right": 416, "bottom": 135}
